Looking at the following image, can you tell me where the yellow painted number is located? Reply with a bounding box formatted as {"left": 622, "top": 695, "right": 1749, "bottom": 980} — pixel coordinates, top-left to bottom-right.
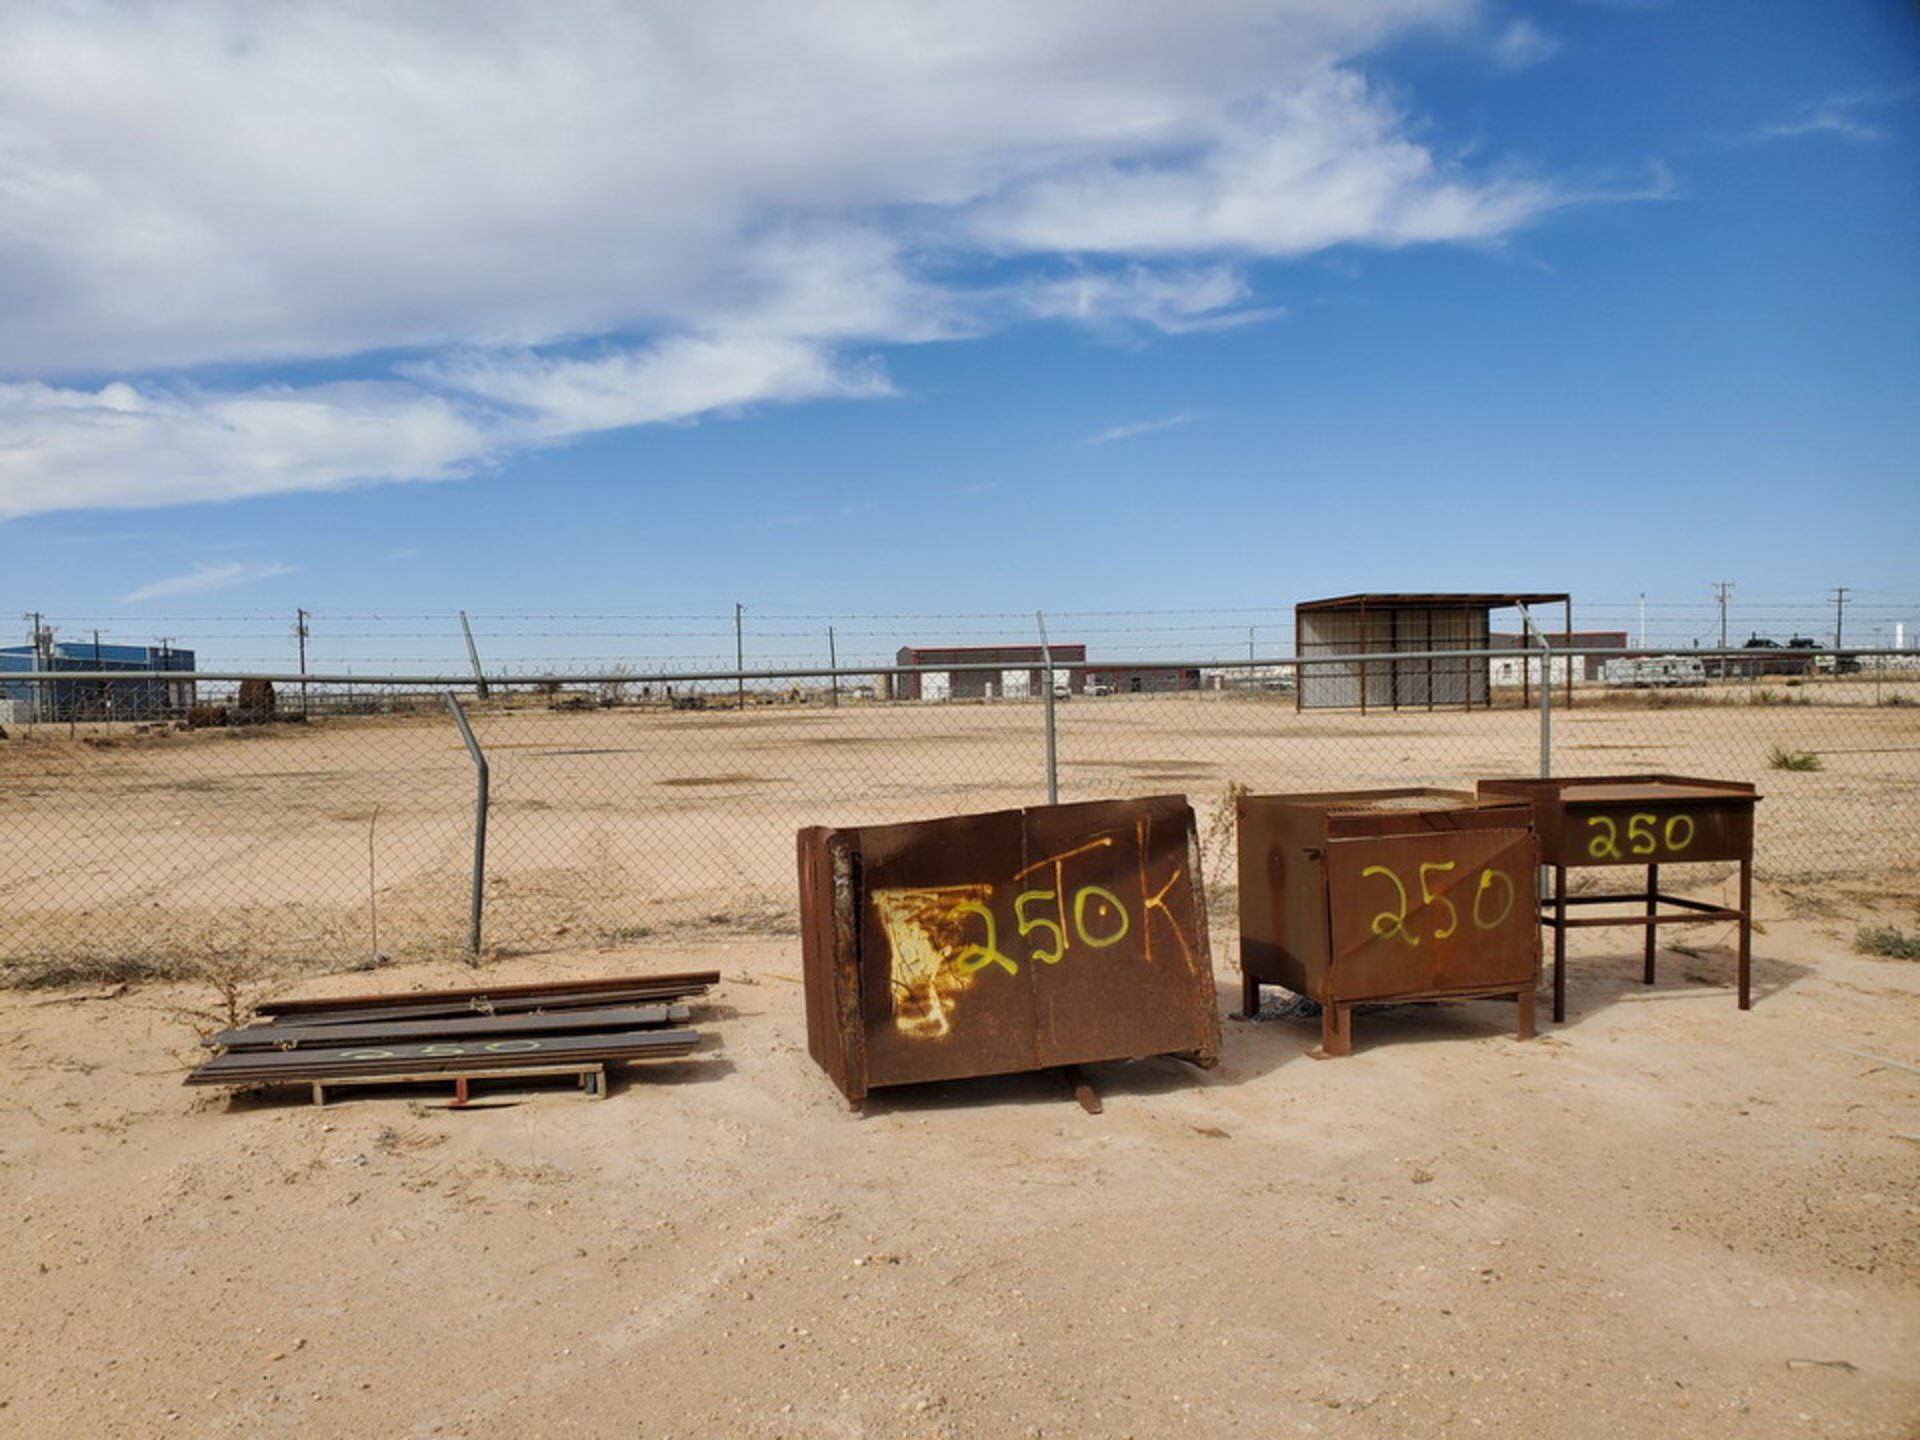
{"left": 1419, "top": 860, "right": 1459, "bottom": 940}
{"left": 1627, "top": 813, "right": 1659, "bottom": 856}
{"left": 1014, "top": 889, "right": 1066, "bottom": 964}
{"left": 1471, "top": 868, "right": 1516, "bottom": 930}
{"left": 1664, "top": 814, "right": 1694, "bottom": 851}
{"left": 1362, "top": 864, "right": 1419, "bottom": 947}
{"left": 1073, "top": 885, "right": 1131, "bottom": 948}
{"left": 1586, "top": 815, "right": 1623, "bottom": 860}
{"left": 948, "top": 900, "right": 1018, "bottom": 976}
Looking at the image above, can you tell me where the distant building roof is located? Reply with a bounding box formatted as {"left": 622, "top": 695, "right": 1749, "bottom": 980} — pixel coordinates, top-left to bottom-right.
{"left": 896, "top": 643, "right": 1087, "bottom": 658}
{"left": 1297, "top": 593, "right": 1570, "bottom": 613}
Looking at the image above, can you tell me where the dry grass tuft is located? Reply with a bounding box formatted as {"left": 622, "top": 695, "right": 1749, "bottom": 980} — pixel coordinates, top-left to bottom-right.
{"left": 1854, "top": 925, "right": 1920, "bottom": 961}
{"left": 1768, "top": 746, "right": 1822, "bottom": 772}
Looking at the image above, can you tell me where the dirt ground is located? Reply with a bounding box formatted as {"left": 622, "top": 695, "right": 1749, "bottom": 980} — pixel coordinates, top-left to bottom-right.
{"left": 2, "top": 892, "right": 1917, "bottom": 1439}
{"left": 2, "top": 688, "right": 1916, "bottom": 973}
{"left": 3, "top": 691, "right": 1916, "bottom": 1436}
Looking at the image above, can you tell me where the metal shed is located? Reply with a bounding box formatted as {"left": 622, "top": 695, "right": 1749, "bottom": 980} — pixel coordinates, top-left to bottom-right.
{"left": 1294, "top": 593, "right": 1571, "bottom": 712}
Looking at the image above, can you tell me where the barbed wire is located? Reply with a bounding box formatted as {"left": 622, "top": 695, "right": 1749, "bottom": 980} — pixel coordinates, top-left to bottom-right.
{"left": 17, "top": 596, "right": 1919, "bottom": 677}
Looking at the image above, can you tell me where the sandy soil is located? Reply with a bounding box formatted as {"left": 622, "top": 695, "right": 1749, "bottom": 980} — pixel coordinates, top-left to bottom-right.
{"left": 1, "top": 894, "right": 1917, "bottom": 1439}
{"left": 2, "top": 689, "right": 1916, "bottom": 1436}
{"left": 3, "top": 691, "right": 1915, "bottom": 976}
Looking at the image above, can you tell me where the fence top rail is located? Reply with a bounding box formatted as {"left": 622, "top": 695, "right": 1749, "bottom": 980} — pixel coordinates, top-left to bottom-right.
{"left": 2, "top": 646, "right": 1908, "bottom": 690}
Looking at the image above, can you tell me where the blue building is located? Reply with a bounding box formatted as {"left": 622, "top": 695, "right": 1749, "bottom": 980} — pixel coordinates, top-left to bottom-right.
{"left": 0, "top": 641, "right": 197, "bottom": 721}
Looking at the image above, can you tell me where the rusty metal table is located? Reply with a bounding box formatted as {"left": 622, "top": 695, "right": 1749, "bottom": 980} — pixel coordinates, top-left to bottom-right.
{"left": 1236, "top": 789, "right": 1541, "bottom": 1056}
{"left": 1476, "top": 775, "right": 1760, "bottom": 1022}
{"left": 796, "top": 795, "right": 1220, "bottom": 1108}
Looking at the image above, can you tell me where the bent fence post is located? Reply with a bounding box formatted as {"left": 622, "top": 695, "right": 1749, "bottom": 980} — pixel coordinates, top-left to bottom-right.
{"left": 444, "top": 691, "right": 490, "bottom": 960}
{"left": 1036, "top": 610, "right": 1059, "bottom": 805}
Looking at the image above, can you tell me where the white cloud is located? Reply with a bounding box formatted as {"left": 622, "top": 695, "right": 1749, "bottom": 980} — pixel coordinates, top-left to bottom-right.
{"left": 1085, "top": 413, "right": 1202, "bottom": 446}
{"left": 0, "top": 379, "right": 489, "bottom": 520}
{"left": 120, "top": 560, "right": 296, "bottom": 604}
{"left": 0, "top": 1, "right": 1599, "bottom": 520}
{"left": 1756, "top": 112, "right": 1885, "bottom": 145}
{"left": 415, "top": 337, "right": 893, "bottom": 438}
{"left": 1016, "top": 265, "right": 1285, "bottom": 333}
{"left": 1746, "top": 86, "right": 1912, "bottom": 145}
{"left": 969, "top": 75, "right": 1556, "bottom": 256}
{"left": 1490, "top": 18, "right": 1561, "bottom": 70}
{"left": 0, "top": 337, "right": 891, "bottom": 520}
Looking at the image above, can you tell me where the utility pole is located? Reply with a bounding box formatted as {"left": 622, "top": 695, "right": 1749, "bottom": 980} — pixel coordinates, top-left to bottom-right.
{"left": 1831, "top": 586, "right": 1850, "bottom": 650}
{"left": 24, "top": 612, "right": 50, "bottom": 722}
{"left": 827, "top": 625, "right": 839, "bottom": 709}
{"left": 295, "top": 608, "right": 311, "bottom": 716}
{"left": 1637, "top": 593, "right": 1646, "bottom": 650}
{"left": 1712, "top": 582, "right": 1733, "bottom": 650}
{"left": 154, "top": 637, "right": 175, "bottom": 721}
{"left": 1248, "top": 626, "right": 1256, "bottom": 664}
{"left": 734, "top": 602, "right": 745, "bottom": 710}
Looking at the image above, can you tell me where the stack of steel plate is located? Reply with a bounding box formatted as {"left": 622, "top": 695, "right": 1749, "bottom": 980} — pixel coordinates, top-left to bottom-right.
{"left": 186, "top": 969, "right": 717, "bottom": 1096}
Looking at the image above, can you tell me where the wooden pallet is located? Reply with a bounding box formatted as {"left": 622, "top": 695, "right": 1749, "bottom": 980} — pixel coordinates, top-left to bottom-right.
{"left": 307, "top": 1062, "right": 607, "bottom": 1107}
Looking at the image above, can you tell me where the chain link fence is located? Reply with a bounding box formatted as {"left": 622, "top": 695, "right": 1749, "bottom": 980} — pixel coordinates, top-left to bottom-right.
{"left": 2, "top": 651, "right": 1915, "bottom": 984}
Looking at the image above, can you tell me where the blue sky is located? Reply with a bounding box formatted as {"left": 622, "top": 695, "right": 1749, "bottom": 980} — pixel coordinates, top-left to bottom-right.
{"left": 2, "top": 1, "right": 1915, "bottom": 669}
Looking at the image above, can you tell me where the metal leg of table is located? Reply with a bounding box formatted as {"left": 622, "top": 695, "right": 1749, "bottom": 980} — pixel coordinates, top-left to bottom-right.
{"left": 1516, "top": 988, "right": 1536, "bottom": 1041}
{"left": 1319, "top": 1001, "right": 1352, "bottom": 1057}
{"left": 1644, "top": 862, "right": 1660, "bottom": 984}
{"left": 1738, "top": 857, "right": 1753, "bottom": 1011}
{"left": 1552, "top": 865, "right": 1568, "bottom": 1024}
{"left": 1241, "top": 971, "right": 1261, "bottom": 1021}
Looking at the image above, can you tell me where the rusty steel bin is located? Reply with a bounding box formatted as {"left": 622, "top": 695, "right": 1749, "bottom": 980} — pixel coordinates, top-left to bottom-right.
{"left": 1237, "top": 788, "right": 1541, "bottom": 1056}
{"left": 797, "top": 795, "right": 1221, "bottom": 1108}
{"left": 1476, "top": 774, "right": 1759, "bottom": 1020}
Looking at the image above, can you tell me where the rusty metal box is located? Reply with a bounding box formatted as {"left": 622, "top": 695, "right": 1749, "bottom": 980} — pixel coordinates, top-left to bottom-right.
{"left": 1236, "top": 788, "right": 1541, "bottom": 1055}
{"left": 1474, "top": 774, "right": 1756, "bottom": 868}
{"left": 797, "top": 795, "right": 1221, "bottom": 1107}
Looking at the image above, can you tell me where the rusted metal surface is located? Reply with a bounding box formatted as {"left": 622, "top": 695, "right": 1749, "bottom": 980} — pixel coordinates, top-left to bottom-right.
{"left": 186, "top": 1028, "right": 697, "bottom": 1084}
{"left": 208, "top": 1002, "right": 689, "bottom": 1051}
{"left": 189, "top": 970, "right": 714, "bottom": 1099}
{"left": 1475, "top": 775, "right": 1756, "bottom": 868}
{"left": 1296, "top": 593, "right": 1571, "bottom": 612}
{"left": 797, "top": 795, "right": 1220, "bottom": 1107}
{"left": 1237, "top": 789, "right": 1540, "bottom": 1055}
{"left": 255, "top": 986, "right": 711, "bottom": 1029}
{"left": 1475, "top": 775, "right": 1759, "bottom": 1019}
{"left": 256, "top": 969, "right": 719, "bottom": 1017}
